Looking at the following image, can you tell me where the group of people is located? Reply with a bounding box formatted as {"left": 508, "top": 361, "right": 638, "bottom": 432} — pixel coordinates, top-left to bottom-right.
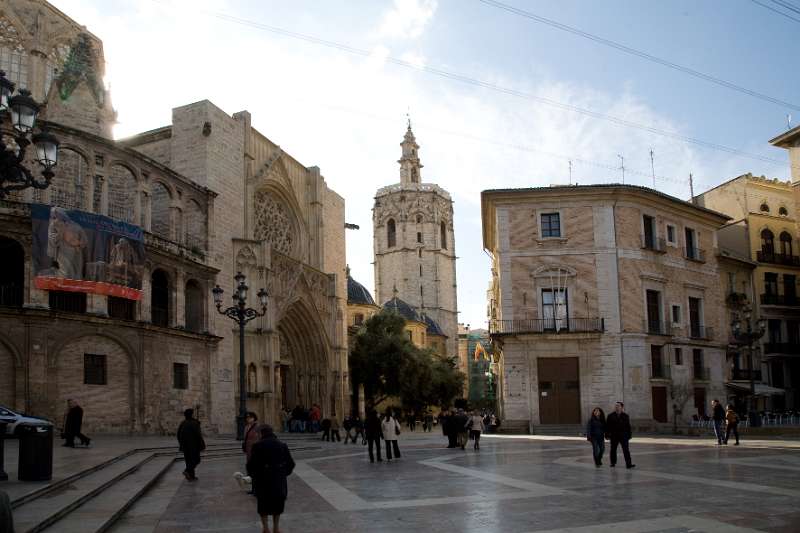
{"left": 439, "top": 408, "right": 493, "bottom": 450}
{"left": 282, "top": 404, "right": 322, "bottom": 433}
{"left": 711, "top": 399, "right": 740, "bottom": 446}
{"left": 585, "top": 402, "right": 636, "bottom": 468}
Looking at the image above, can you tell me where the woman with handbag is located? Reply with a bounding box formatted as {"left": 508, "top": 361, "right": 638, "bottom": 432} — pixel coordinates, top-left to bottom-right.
{"left": 381, "top": 408, "right": 402, "bottom": 461}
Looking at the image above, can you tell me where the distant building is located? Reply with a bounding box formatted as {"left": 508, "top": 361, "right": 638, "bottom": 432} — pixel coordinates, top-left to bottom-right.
{"left": 483, "top": 184, "right": 730, "bottom": 433}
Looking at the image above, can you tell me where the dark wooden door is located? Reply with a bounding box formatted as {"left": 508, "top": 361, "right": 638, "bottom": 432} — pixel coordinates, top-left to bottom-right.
{"left": 651, "top": 386, "right": 667, "bottom": 422}
{"left": 538, "top": 358, "right": 581, "bottom": 424}
{"left": 694, "top": 387, "right": 706, "bottom": 417}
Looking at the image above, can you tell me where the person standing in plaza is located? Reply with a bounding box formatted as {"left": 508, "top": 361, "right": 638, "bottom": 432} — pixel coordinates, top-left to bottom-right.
{"left": 310, "top": 404, "right": 322, "bottom": 433}
{"left": 605, "top": 402, "right": 634, "bottom": 469}
{"left": 247, "top": 424, "right": 295, "bottom": 533}
{"left": 364, "top": 409, "right": 383, "bottom": 462}
{"left": 381, "top": 409, "right": 402, "bottom": 460}
{"left": 724, "top": 403, "right": 740, "bottom": 445}
{"left": 320, "top": 417, "right": 331, "bottom": 441}
{"left": 243, "top": 412, "right": 260, "bottom": 460}
{"left": 330, "top": 416, "right": 342, "bottom": 442}
{"left": 177, "top": 408, "right": 205, "bottom": 481}
{"left": 343, "top": 415, "right": 354, "bottom": 443}
{"left": 62, "top": 399, "right": 90, "bottom": 448}
{"left": 711, "top": 399, "right": 725, "bottom": 445}
{"left": 586, "top": 407, "right": 607, "bottom": 467}
{"left": 468, "top": 410, "right": 485, "bottom": 450}
{"left": 453, "top": 408, "right": 469, "bottom": 450}
{"left": 280, "top": 408, "right": 290, "bottom": 433}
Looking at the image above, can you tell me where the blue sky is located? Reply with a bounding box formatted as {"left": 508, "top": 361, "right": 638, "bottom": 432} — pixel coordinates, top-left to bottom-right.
{"left": 53, "top": 0, "right": 796, "bottom": 328}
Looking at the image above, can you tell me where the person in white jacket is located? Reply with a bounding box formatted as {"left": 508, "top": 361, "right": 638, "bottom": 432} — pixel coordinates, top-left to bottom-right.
{"left": 468, "top": 410, "right": 485, "bottom": 450}
{"left": 381, "top": 409, "right": 402, "bottom": 461}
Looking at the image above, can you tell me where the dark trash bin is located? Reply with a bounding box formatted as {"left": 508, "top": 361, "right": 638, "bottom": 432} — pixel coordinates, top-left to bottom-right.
{"left": 18, "top": 425, "right": 53, "bottom": 481}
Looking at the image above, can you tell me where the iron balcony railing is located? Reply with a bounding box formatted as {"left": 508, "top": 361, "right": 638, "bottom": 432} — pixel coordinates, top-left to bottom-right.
{"left": 489, "top": 317, "right": 604, "bottom": 335}
{"left": 684, "top": 246, "right": 706, "bottom": 262}
{"left": 689, "top": 324, "right": 714, "bottom": 340}
{"left": 763, "top": 343, "right": 800, "bottom": 355}
{"left": 645, "top": 319, "right": 670, "bottom": 335}
{"left": 650, "top": 364, "right": 671, "bottom": 380}
{"left": 693, "top": 366, "right": 711, "bottom": 381}
{"left": 760, "top": 294, "right": 800, "bottom": 306}
{"left": 731, "top": 368, "right": 762, "bottom": 381}
{"left": 0, "top": 284, "right": 23, "bottom": 307}
{"left": 756, "top": 250, "right": 800, "bottom": 266}
{"left": 641, "top": 234, "right": 667, "bottom": 253}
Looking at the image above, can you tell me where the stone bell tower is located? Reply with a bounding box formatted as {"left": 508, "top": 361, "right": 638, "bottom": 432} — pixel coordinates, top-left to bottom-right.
{"left": 373, "top": 121, "right": 459, "bottom": 358}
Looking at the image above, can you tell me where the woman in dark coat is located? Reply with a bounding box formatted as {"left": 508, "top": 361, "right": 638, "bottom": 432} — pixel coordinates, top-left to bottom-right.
{"left": 177, "top": 408, "right": 205, "bottom": 481}
{"left": 586, "top": 407, "right": 606, "bottom": 467}
{"left": 247, "top": 424, "right": 295, "bottom": 533}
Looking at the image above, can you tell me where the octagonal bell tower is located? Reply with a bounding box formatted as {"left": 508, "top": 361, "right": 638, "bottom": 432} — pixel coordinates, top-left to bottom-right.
{"left": 373, "top": 121, "right": 458, "bottom": 358}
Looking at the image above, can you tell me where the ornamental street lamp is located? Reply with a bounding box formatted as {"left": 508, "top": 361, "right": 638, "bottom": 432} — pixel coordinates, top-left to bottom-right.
{"left": 213, "top": 272, "right": 268, "bottom": 440}
{"left": 731, "top": 306, "right": 766, "bottom": 423}
{"left": 0, "top": 71, "right": 60, "bottom": 198}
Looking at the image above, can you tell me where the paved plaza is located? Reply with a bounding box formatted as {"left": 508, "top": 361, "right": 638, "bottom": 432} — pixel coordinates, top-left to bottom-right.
{"left": 100, "top": 432, "right": 800, "bottom": 532}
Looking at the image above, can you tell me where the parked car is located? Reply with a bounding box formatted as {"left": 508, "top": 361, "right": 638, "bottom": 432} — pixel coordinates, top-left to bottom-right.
{"left": 0, "top": 405, "right": 54, "bottom": 435}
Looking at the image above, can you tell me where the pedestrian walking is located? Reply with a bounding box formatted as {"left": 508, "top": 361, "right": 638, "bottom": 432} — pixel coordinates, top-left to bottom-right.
{"left": 62, "top": 399, "right": 90, "bottom": 447}
{"left": 330, "top": 416, "right": 342, "bottom": 442}
{"left": 711, "top": 399, "right": 725, "bottom": 445}
{"left": 364, "top": 409, "right": 383, "bottom": 463}
{"left": 605, "top": 402, "right": 635, "bottom": 469}
{"left": 247, "top": 424, "right": 295, "bottom": 533}
{"left": 453, "top": 408, "right": 469, "bottom": 450}
{"left": 243, "top": 412, "right": 260, "bottom": 460}
{"left": 724, "top": 404, "right": 740, "bottom": 446}
{"left": 280, "top": 408, "right": 290, "bottom": 433}
{"left": 320, "top": 418, "right": 331, "bottom": 441}
{"left": 343, "top": 415, "right": 354, "bottom": 443}
{"left": 586, "top": 407, "right": 606, "bottom": 467}
{"left": 424, "top": 412, "right": 434, "bottom": 432}
{"left": 381, "top": 409, "right": 402, "bottom": 460}
{"left": 310, "top": 404, "right": 321, "bottom": 433}
{"left": 406, "top": 413, "right": 416, "bottom": 432}
{"left": 467, "top": 410, "right": 484, "bottom": 450}
{"left": 177, "top": 408, "right": 206, "bottom": 481}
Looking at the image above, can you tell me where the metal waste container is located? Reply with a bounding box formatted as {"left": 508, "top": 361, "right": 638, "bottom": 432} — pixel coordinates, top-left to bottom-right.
{"left": 18, "top": 425, "right": 53, "bottom": 481}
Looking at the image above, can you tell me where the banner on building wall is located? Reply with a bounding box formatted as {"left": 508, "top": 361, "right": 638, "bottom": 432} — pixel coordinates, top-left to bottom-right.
{"left": 31, "top": 204, "right": 146, "bottom": 300}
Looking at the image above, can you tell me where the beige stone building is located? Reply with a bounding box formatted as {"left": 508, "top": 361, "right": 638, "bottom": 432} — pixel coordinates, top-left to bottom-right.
{"left": 0, "top": 0, "right": 347, "bottom": 435}
{"left": 482, "top": 185, "right": 730, "bottom": 432}
{"left": 697, "top": 171, "right": 800, "bottom": 409}
{"left": 373, "top": 123, "right": 458, "bottom": 358}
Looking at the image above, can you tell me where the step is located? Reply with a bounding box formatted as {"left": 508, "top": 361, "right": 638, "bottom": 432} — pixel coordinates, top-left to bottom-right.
{"left": 48, "top": 454, "right": 176, "bottom": 533}
{"left": 106, "top": 461, "right": 183, "bottom": 533}
{"left": 533, "top": 425, "right": 584, "bottom": 436}
{"left": 13, "top": 452, "right": 155, "bottom": 533}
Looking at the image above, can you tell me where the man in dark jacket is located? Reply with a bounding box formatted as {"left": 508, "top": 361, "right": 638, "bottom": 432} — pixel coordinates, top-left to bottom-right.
{"left": 605, "top": 402, "right": 635, "bottom": 469}
{"left": 247, "top": 424, "right": 295, "bottom": 533}
{"left": 443, "top": 410, "right": 457, "bottom": 448}
{"left": 711, "top": 399, "right": 725, "bottom": 445}
{"left": 453, "top": 409, "right": 469, "bottom": 450}
{"left": 63, "top": 399, "right": 90, "bottom": 447}
{"left": 364, "top": 409, "right": 383, "bottom": 463}
{"left": 177, "top": 408, "right": 205, "bottom": 481}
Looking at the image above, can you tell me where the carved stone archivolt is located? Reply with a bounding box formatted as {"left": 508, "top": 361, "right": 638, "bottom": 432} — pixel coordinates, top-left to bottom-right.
{"left": 253, "top": 190, "right": 296, "bottom": 257}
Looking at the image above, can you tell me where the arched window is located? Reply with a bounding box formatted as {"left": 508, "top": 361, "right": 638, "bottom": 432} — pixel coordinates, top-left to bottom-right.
{"left": 779, "top": 206, "right": 789, "bottom": 216}
{"left": 184, "top": 199, "right": 206, "bottom": 250}
{"left": 440, "top": 221, "right": 447, "bottom": 250}
{"left": 0, "top": 18, "right": 28, "bottom": 89}
{"left": 151, "top": 181, "right": 172, "bottom": 240}
{"left": 50, "top": 148, "right": 87, "bottom": 210}
{"left": 247, "top": 363, "right": 257, "bottom": 394}
{"left": 151, "top": 269, "right": 170, "bottom": 327}
{"left": 780, "top": 232, "right": 793, "bottom": 257}
{"left": 185, "top": 279, "right": 203, "bottom": 332}
{"left": 387, "top": 219, "right": 396, "bottom": 248}
{"left": 0, "top": 236, "right": 24, "bottom": 307}
{"left": 761, "top": 229, "right": 775, "bottom": 256}
{"left": 416, "top": 214, "right": 423, "bottom": 224}
{"left": 354, "top": 313, "right": 364, "bottom": 326}
{"left": 760, "top": 203, "right": 770, "bottom": 213}
{"left": 108, "top": 164, "right": 137, "bottom": 223}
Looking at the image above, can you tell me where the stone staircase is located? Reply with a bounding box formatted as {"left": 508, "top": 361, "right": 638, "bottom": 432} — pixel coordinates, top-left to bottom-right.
{"left": 531, "top": 424, "right": 584, "bottom": 436}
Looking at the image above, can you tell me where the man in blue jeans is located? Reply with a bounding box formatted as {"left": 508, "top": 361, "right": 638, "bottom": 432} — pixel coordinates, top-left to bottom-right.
{"left": 711, "top": 399, "right": 725, "bottom": 444}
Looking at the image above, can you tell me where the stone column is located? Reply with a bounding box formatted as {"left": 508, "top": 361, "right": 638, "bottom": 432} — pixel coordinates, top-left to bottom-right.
{"left": 175, "top": 269, "right": 185, "bottom": 328}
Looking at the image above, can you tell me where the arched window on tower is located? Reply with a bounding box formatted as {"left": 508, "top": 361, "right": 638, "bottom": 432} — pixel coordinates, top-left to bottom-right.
{"left": 440, "top": 221, "right": 447, "bottom": 250}
{"left": 780, "top": 231, "right": 793, "bottom": 257}
{"left": 387, "top": 219, "right": 396, "bottom": 248}
{"left": 761, "top": 229, "right": 775, "bottom": 258}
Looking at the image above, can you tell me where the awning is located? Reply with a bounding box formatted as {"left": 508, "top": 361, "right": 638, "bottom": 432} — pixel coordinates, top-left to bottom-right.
{"left": 725, "top": 382, "right": 785, "bottom": 396}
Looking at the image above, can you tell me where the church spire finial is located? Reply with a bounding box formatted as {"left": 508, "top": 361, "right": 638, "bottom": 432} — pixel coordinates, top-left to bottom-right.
{"left": 398, "top": 117, "right": 422, "bottom": 185}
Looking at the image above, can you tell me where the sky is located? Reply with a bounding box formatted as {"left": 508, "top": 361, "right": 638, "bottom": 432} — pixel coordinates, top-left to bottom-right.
{"left": 50, "top": 0, "right": 797, "bottom": 329}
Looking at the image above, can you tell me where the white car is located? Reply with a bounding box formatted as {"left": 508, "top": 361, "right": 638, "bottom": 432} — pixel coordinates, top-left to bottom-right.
{"left": 0, "top": 405, "right": 54, "bottom": 436}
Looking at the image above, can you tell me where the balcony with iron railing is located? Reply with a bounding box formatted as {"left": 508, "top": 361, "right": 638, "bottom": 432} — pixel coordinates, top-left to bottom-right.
{"left": 731, "top": 368, "right": 762, "bottom": 381}
{"left": 645, "top": 319, "right": 671, "bottom": 336}
{"left": 756, "top": 250, "right": 800, "bottom": 266}
{"left": 489, "top": 317, "right": 604, "bottom": 336}
{"left": 650, "top": 363, "right": 671, "bottom": 380}
{"left": 684, "top": 246, "right": 706, "bottom": 263}
{"left": 641, "top": 234, "right": 667, "bottom": 253}
{"left": 689, "top": 324, "right": 714, "bottom": 340}
{"left": 692, "top": 366, "right": 711, "bottom": 381}
{"left": 763, "top": 342, "right": 800, "bottom": 355}
{"left": 760, "top": 293, "right": 800, "bottom": 306}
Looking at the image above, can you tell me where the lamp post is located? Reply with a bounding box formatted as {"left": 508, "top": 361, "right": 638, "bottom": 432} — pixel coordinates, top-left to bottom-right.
{"left": 213, "top": 272, "right": 268, "bottom": 440}
{"left": 731, "top": 307, "right": 766, "bottom": 423}
{"left": 0, "top": 71, "right": 60, "bottom": 198}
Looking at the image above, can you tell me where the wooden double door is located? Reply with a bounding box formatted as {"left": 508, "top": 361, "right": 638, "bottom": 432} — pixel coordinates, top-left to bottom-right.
{"left": 538, "top": 358, "right": 581, "bottom": 424}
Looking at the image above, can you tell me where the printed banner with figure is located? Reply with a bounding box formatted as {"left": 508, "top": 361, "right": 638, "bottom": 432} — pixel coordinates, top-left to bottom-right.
{"left": 31, "top": 204, "right": 146, "bottom": 300}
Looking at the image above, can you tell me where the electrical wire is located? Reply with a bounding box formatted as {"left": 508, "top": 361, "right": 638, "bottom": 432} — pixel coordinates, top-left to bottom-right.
{"left": 750, "top": 0, "right": 800, "bottom": 23}
{"left": 477, "top": 0, "right": 800, "bottom": 111}
{"left": 150, "top": 0, "right": 798, "bottom": 175}
{"left": 771, "top": 0, "right": 800, "bottom": 16}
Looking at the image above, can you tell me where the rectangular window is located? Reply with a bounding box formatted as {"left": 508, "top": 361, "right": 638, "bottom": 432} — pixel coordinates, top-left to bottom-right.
{"left": 84, "top": 354, "right": 107, "bottom": 385}
{"left": 108, "top": 296, "right": 136, "bottom": 321}
{"left": 692, "top": 349, "right": 704, "bottom": 378}
{"left": 49, "top": 291, "right": 87, "bottom": 313}
{"left": 671, "top": 305, "right": 681, "bottom": 324}
{"left": 417, "top": 232, "right": 422, "bottom": 243}
{"left": 674, "top": 347, "right": 683, "bottom": 366}
{"left": 688, "top": 297, "right": 702, "bottom": 337}
{"left": 542, "top": 288, "right": 568, "bottom": 330}
{"left": 727, "top": 272, "right": 736, "bottom": 295}
{"left": 768, "top": 319, "right": 782, "bottom": 344}
{"left": 540, "top": 213, "right": 561, "bottom": 238}
{"left": 765, "top": 272, "right": 778, "bottom": 297}
{"left": 685, "top": 227, "right": 698, "bottom": 259}
{"left": 173, "top": 363, "right": 189, "bottom": 390}
{"left": 784, "top": 274, "right": 796, "bottom": 303}
{"left": 646, "top": 290, "right": 662, "bottom": 333}
{"left": 666, "top": 224, "right": 676, "bottom": 244}
{"left": 642, "top": 215, "right": 656, "bottom": 249}
{"left": 650, "top": 345, "right": 665, "bottom": 378}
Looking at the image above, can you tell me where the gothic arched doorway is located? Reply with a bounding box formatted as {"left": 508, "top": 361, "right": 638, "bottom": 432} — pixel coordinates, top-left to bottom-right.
{"left": 276, "top": 299, "right": 331, "bottom": 415}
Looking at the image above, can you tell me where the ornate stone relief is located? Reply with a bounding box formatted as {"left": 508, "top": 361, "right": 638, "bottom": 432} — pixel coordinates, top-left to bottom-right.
{"left": 253, "top": 190, "right": 295, "bottom": 256}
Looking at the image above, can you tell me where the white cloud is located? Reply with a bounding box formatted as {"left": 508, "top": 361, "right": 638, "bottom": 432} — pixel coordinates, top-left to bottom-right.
{"left": 377, "top": 0, "right": 438, "bottom": 39}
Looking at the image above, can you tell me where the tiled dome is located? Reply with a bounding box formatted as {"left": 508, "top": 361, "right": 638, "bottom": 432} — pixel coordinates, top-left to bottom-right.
{"left": 347, "top": 274, "right": 377, "bottom": 306}
{"left": 382, "top": 296, "right": 422, "bottom": 323}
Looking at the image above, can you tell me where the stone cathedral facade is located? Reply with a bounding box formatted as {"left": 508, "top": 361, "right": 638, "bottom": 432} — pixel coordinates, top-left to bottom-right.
{"left": 373, "top": 124, "right": 459, "bottom": 357}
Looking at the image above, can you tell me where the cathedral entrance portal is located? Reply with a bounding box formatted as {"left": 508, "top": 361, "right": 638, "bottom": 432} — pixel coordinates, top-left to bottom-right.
{"left": 277, "top": 300, "right": 331, "bottom": 415}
